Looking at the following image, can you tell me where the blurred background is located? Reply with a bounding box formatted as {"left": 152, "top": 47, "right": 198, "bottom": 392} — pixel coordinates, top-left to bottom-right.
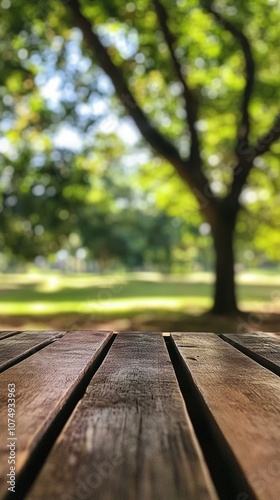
{"left": 0, "top": 0, "right": 279, "bottom": 333}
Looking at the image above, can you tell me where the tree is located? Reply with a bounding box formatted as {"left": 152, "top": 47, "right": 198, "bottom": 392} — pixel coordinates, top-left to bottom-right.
{"left": 59, "top": 0, "right": 280, "bottom": 313}
{"left": 1, "top": 0, "right": 279, "bottom": 312}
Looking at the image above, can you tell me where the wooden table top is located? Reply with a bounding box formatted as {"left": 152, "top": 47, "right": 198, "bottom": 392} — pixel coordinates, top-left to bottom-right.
{"left": 0, "top": 330, "right": 279, "bottom": 500}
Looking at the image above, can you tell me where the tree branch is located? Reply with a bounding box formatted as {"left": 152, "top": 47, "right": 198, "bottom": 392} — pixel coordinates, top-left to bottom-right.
{"left": 228, "top": 113, "right": 280, "bottom": 205}
{"left": 202, "top": 1, "right": 255, "bottom": 156}
{"left": 253, "top": 113, "right": 280, "bottom": 157}
{"left": 62, "top": 0, "right": 214, "bottom": 203}
{"left": 62, "top": 1, "right": 190, "bottom": 178}
{"left": 153, "top": 0, "right": 201, "bottom": 166}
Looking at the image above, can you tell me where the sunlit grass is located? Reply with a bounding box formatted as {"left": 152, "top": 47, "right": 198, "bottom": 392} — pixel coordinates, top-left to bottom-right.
{"left": 0, "top": 270, "right": 279, "bottom": 319}
{"left": 0, "top": 269, "right": 279, "bottom": 332}
{"left": 0, "top": 297, "right": 212, "bottom": 316}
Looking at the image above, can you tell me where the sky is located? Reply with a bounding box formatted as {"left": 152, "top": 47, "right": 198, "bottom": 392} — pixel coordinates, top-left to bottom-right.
{"left": 35, "top": 27, "right": 141, "bottom": 152}
{"left": 39, "top": 67, "right": 140, "bottom": 151}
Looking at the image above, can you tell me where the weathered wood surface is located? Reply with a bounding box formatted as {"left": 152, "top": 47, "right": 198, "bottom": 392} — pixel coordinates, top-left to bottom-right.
{"left": 0, "top": 330, "right": 113, "bottom": 499}
{"left": 28, "top": 332, "right": 218, "bottom": 500}
{"left": 171, "top": 332, "right": 280, "bottom": 500}
{"left": 221, "top": 333, "right": 280, "bottom": 376}
{"left": 0, "top": 331, "right": 22, "bottom": 341}
{"left": 0, "top": 331, "right": 65, "bottom": 373}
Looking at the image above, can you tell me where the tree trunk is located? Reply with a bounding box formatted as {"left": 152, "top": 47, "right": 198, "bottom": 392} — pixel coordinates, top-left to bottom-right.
{"left": 210, "top": 206, "right": 239, "bottom": 314}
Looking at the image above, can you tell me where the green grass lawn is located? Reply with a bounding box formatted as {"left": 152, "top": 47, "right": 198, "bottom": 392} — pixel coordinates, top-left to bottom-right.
{"left": 0, "top": 270, "right": 279, "bottom": 333}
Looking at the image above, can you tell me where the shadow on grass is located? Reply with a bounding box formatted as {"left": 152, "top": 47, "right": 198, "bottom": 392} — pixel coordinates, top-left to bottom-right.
{"left": 0, "top": 310, "right": 279, "bottom": 335}
{"left": 0, "top": 280, "right": 213, "bottom": 302}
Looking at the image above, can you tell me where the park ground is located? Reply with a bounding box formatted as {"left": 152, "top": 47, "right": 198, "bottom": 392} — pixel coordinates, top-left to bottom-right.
{"left": 0, "top": 270, "right": 279, "bottom": 334}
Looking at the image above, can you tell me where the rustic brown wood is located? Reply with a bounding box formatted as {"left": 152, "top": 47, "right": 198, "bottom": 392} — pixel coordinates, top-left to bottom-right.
{"left": 0, "top": 330, "right": 113, "bottom": 499}
{"left": 221, "top": 333, "right": 280, "bottom": 375}
{"left": 27, "top": 332, "right": 218, "bottom": 500}
{"left": 0, "top": 330, "right": 65, "bottom": 373}
{"left": 0, "top": 331, "right": 22, "bottom": 341}
{"left": 171, "top": 332, "right": 280, "bottom": 500}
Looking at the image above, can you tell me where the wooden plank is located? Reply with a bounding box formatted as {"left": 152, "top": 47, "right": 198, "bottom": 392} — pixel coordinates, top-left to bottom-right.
{"left": 0, "top": 330, "right": 113, "bottom": 499}
{"left": 171, "top": 332, "right": 280, "bottom": 500}
{"left": 0, "top": 331, "right": 65, "bottom": 373}
{"left": 0, "top": 331, "right": 22, "bottom": 341}
{"left": 221, "top": 333, "right": 280, "bottom": 376}
{"left": 27, "top": 332, "right": 218, "bottom": 500}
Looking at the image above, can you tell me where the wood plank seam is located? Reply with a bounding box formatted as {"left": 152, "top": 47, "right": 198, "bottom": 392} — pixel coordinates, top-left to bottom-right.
{"left": 166, "top": 336, "right": 255, "bottom": 500}
{"left": 171, "top": 332, "right": 280, "bottom": 500}
{"left": 4, "top": 333, "right": 116, "bottom": 500}
{"left": 0, "top": 333, "right": 66, "bottom": 374}
{"left": 220, "top": 334, "right": 280, "bottom": 377}
{"left": 0, "top": 331, "right": 23, "bottom": 341}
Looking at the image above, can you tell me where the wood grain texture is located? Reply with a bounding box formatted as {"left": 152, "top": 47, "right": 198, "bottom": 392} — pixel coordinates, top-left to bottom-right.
{"left": 0, "top": 330, "right": 113, "bottom": 499}
{"left": 27, "top": 332, "right": 218, "bottom": 500}
{"left": 0, "top": 331, "right": 22, "bottom": 341}
{"left": 221, "top": 333, "right": 280, "bottom": 375}
{"left": 0, "top": 331, "right": 65, "bottom": 373}
{"left": 171, "top": 332, "right": 280, "bottom": 500}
